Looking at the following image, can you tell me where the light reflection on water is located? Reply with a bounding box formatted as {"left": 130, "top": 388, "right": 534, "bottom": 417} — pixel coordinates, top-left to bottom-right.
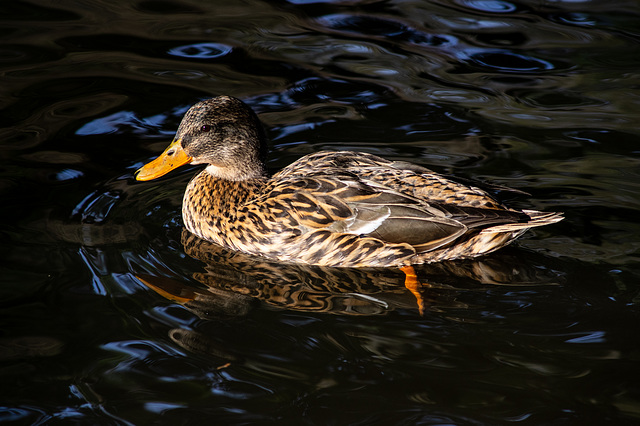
{"left": 1, "top": 0, "right": 640, "bottom": 424}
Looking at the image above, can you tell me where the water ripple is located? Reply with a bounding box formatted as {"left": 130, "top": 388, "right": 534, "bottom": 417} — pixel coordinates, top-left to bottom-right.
{"left": 167, "top": 42, "right": 233, "bottom": 59}
{"left": 458, "top": 0, "right": 519, "bottom": 13}
{"left": 467, "top": 51, "right": 556, "bottom": 72}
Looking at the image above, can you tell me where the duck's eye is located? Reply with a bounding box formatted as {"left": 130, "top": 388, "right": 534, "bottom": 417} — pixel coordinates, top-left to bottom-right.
{"left": 200, "top": 125, "right": 212, "bottom": 132}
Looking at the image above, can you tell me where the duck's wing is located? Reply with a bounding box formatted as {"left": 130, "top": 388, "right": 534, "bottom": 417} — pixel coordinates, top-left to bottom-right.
{"left": 258, "top": 171, "right": 532, "bottom": 254}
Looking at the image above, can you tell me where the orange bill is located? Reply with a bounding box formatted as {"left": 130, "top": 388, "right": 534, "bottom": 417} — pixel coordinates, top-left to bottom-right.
{"left": 135, "top": 138, "right": 193, "bottom": 181}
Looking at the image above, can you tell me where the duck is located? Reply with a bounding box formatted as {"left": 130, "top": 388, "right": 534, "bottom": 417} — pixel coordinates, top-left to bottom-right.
{"left": 135, "top": 95, "right": 563, "bottom": 269}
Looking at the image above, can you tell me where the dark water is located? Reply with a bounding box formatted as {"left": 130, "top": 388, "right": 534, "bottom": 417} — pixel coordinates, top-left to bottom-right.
{"left": 2, "top": 0, "right": 640, "bottom": 424}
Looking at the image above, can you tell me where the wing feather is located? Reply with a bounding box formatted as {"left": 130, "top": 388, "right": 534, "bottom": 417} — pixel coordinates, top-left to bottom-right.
{"left": 259, "top": 151, "right": 554, "bottom": 257}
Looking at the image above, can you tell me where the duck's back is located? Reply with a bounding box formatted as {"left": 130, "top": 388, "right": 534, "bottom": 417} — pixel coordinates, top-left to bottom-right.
{"left": 274, "top": 151, "right": 512, "bottom": 209}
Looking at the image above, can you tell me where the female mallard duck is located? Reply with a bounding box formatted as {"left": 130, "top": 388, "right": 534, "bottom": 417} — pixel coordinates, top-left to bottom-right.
{"left": 136, "top": 96, "right": 562, "bottom": 268}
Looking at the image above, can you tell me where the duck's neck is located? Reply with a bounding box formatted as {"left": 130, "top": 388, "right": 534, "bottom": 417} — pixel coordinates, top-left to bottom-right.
{"left": 201, "top": 162, "right": 267, "bottom": 182}
{"left": 182, "top": 169, "right": 266, "bottom": 247}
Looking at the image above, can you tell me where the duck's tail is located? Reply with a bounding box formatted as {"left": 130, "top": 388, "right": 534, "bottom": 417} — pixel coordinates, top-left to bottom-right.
{"left": 416, "top": 210, "right": 563, "bottom": 263}
{"left": 479, "top": 210, "right": 564, "bottom": 234}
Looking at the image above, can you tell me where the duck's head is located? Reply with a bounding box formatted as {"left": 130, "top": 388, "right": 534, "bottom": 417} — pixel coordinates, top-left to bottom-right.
{"left": 136, "top": 96, "right": 268, "bottom": 182}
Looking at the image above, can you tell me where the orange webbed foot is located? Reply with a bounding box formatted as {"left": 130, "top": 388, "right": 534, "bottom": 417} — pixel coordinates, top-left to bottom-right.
{"left": 400, "top": 265, "right": 429, "bottom": 315}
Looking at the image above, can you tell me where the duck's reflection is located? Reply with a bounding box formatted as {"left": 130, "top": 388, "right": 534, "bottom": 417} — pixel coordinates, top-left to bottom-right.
{"left": 139, "top": 229, "right": 560, "bottom": 319}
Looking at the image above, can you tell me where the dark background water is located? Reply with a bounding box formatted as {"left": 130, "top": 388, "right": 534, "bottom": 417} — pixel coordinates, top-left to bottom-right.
{"left": 2, "top": 0, "right": 640, "bottom": 424}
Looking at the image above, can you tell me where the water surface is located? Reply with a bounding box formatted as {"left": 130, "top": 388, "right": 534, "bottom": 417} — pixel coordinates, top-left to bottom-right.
{"left": 1, "top": 0, "right": 640, "bottom": 424}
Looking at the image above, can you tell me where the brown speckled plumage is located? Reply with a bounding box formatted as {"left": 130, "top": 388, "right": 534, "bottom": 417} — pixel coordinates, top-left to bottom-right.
{"left": 136, "top": 96, "right": 563, "bottom": 267}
